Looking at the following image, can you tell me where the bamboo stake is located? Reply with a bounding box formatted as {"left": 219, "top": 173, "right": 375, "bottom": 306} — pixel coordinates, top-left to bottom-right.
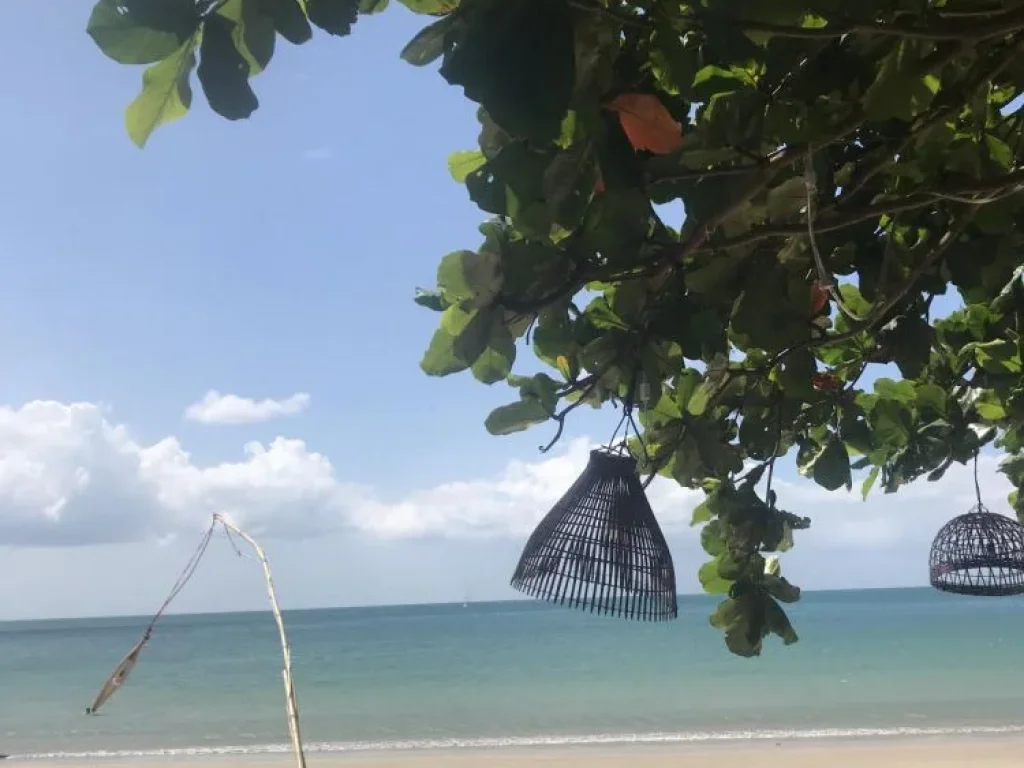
{"left": 213, "top": 514, "right": 307, "bottom": 768}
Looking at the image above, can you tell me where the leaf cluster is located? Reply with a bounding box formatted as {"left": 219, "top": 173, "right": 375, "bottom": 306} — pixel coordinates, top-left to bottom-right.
{"left": 87, "top": 0, "right": 1024, "bottom": 654}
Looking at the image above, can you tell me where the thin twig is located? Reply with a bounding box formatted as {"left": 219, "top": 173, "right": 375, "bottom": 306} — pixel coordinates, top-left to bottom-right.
{"left": 540, "top": 376, "right": 602, "bottom": 453}
{"left": 214, "top": 514, "right": 307, "bottom": 768}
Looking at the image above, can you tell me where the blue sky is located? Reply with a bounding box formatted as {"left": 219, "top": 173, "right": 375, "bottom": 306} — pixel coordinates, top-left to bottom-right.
{"left": 0, "top": 4, "right": 545, "bottom": 488}
{"left": 0, "top": 4, "right": 1005, "bottom": 621}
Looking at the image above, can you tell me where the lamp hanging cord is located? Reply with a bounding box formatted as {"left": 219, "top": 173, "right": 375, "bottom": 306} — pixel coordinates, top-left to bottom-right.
{"left": 608, "top": 367, "right": 652, "bottom": 466}
{"left": 973, "top": 450, "right": 983, "bottom": 509}
{"left": 765, "top": 403, "right": 784, "bottom": 510}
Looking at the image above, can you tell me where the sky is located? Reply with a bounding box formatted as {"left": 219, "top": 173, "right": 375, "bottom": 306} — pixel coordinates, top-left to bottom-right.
{"left": 0, "top": 4, "right": 1011, "bottom": 621}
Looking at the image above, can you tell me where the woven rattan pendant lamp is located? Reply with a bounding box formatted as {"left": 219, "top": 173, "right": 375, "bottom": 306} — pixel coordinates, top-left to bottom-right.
{"left": 929, "top": 453, "right": 1024, "bottom": 597}
{"left": 510, "top": 376, "right": 678, "bottom": 621}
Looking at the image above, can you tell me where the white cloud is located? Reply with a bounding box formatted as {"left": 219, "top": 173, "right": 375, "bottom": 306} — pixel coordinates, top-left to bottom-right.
{"left": 0, "top": 400, "right": 1014, "bottom": 561}
{"left": 184, "top": 391, "right": 311, "bottom": 425}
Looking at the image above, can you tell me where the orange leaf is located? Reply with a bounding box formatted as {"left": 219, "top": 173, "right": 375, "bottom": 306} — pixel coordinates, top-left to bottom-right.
{"left": 605, "top": 93, "right": 683, "bottom": 155}
{"left": 810, "top": 281, "right": 829, "bottom": 314}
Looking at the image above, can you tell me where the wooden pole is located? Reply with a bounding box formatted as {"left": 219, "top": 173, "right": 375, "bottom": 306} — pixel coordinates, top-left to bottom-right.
{"left": 212, "top": 514, "right": 307, "bottom": 768}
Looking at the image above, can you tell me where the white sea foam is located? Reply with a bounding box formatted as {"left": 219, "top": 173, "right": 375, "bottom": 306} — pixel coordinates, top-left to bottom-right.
{"left": 10, "top": 724, "right": 1024, "bottom": 761}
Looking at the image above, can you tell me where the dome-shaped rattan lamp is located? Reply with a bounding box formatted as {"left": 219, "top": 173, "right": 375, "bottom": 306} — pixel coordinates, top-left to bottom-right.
{"left": 929, "top": 504, "right": 1024, "bottom": 596}
{"left": 510, "top": 448, "right": 678, "bottom": 621}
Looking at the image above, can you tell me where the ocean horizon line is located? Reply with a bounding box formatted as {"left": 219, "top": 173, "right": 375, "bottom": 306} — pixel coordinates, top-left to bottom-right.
{"left": 0, "top": 584, "right": 937, "bottom": 625}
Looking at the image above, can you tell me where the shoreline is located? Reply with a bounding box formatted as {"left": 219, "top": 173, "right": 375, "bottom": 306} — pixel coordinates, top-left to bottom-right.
{"left": 11, "top": 732, "right": 1024, "bottom": 765}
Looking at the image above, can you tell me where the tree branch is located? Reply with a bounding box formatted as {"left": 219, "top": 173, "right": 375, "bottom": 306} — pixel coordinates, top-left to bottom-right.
{"left": 695, "top": 168, "right": 1024, "bottom": 255}
{"left": 687, "top": 6, "right": 1024, "bottom": 41}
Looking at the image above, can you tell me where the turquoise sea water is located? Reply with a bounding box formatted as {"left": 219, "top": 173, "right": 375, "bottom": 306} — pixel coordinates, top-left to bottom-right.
{"left": 3, "top": 588, "right": 1024, "bottom": 759}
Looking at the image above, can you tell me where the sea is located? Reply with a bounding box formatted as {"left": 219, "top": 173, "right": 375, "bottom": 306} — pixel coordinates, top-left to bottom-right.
{"left": 3, "top": 588, "right": 1024, "bottom": 761}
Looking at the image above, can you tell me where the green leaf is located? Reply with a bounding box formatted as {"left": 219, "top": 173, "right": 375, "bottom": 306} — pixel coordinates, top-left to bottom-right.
{"left": 765, "top": 597, "right": 799, "bottom": 645}
{"left": 764, "top": 573, "right": 800, "bottom": 603}
{"left": 687, "top": 380, "right": 714, "bottom": 416}
{"left": 886, "top": 314, "right": 933, "bottom": 379}
{"left": 915, "top": 383, "right": 948, "bottom": 418}
{"left": 258, "top": 0, "right": 313, "bottom": 44}
{"left": 399, "top": 0, "right": 458, "bottom": 12}
{"left": 88, "top": 0, "right": 200, "bottom": 64}
{"left": 218, "top": 0, "right": 277, "bottom": 75}
{"left": 861, "top": 465, "right": 880, "bottom": 500}
{"left": 862, "top": 41, "right": 937, "bottom": 122}
{"left": 810, "top": 437, "right": 851, "bottom": 491}
{"left": 437, "top": 249, "right": 503, "bottom": 309}
{"left": 765, "top": 176, "right": 806, "bottom": 222}
{"left": 359, "top": 0, "right": 390, "bottom": 12}
{"left": 976, "top": 391, "right": 1007, "bottom": 421}
{"left": 542, "top": 144, "right": 593, "bottom": 226}
{"left": 448, "top": 150, "right": 487, "bottom": 183}
{"left": 711, "top": 595, "right": 766, "bottom": 658}
{"left": 420, "top": 306, "right": 497, "bottom": 376}
{"left": 700, "top": 520, "right": 726, "bottom": 557}
{"left": 650, "top": 29, "right": 699, "bottom": 97}
{"left": 698, "top": 559, "right": 733, "bottom": 595}
{"left": 439, "top": 0, "right": 574, "bottom": 142}
{"left": 691, "top": 65, "right": 752, "bottom": 101}
{"left": 448, "top": 306, "right": 496, "bottom": 365}
{"left": 870, "top": 399, "right": 912, "bottom": 448}
{"left": 400, "top": 16, "right": 455, "bottom": 66}
{"left": 306, "top": 0, "right": 359, "bottom": 35}
{"left": 125, "top": 39, "right": 197, "bottom": 148}
{"left": 874, "top": 378, "right": 916, "bottom": 404}
{"left": 197, "top": 14, "right": 259, "bottom": 120}
{"left": 691, "top": 497, "right": 713, "bottom": 526}
{"left": 484, "top": 399, "right": 550, "bottom": 435}
{"left": 471, "top": 326, "right": 516, "bottom": 384}
{"left": 420, "top": 328, "right": 466, "bottom": 376}
{"left": 685, "top": 251, "right": 746, "bottom": 297}
{"left": 973, "top": 339, "right": 1022, "bottom": 374}
{"left": 837, "top": 284, "right": 872, "bottom": 318}
{"left": 512, "top": 372, "right": 561, "bottom": 413}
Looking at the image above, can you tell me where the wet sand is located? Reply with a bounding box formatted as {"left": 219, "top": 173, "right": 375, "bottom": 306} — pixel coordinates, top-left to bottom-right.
{"left": 26, "top": 736, "right": 1024, "bottom": 768}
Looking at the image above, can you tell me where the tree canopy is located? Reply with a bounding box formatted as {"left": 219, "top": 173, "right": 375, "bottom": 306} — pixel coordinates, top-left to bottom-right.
{"left": 86, "top": 0, "right": 1024, "bottom": 656}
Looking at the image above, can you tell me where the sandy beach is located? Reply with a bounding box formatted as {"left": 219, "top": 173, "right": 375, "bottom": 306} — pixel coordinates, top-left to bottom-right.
{"left": 24, "top": 737, "right": 1024, "bottom": 767}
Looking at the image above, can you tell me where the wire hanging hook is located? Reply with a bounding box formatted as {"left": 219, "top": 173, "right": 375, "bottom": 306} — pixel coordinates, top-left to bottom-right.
{"left": 606, "top": 367, "right": 652, "bottom": 465}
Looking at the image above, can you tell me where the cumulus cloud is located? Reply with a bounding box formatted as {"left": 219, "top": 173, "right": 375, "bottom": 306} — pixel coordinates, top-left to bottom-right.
{"left": 0, "top": 400, "right": 1013, "bottom": 555}
{"left": 184, "top": 391, "right": 311, "bottom": 425}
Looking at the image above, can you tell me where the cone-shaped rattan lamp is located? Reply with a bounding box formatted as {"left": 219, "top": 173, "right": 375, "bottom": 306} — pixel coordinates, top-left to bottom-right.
{"left": 929, "top": 504, "right": 1024, "bottom": 597}
{"left": 511, "top": 448, "right": 677, "bottom": 621}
